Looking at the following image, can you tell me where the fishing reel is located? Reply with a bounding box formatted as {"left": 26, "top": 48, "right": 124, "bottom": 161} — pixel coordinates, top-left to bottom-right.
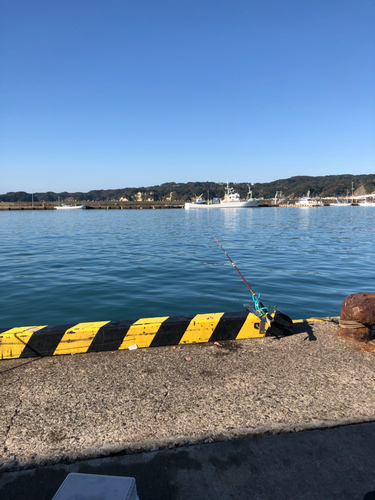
{"left": 244, "top": 303, "right": 294, "bottom": 338}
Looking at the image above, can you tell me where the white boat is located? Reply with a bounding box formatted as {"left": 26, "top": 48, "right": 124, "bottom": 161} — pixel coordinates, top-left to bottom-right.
{"left": 329, "top": 200, "right": 352, "bottom": 206}
{"left": 191, "top": 194, "right": 207, "bottom": 205}
{"left": 358, "top": 200, "right": 375, "bottom": 207}
{"left": 185, "top": 183, "right": 260, "bottom": 209}
{"left": 54, "top": 204, "right": 86, "bottom": 210}
{"left": 297, "top": 191, "right": 323, "bottom": 207}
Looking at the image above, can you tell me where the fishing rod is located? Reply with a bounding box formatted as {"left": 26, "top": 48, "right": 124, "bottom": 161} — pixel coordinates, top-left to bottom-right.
{"left": 213, "top": 236, "right": 273, "bottom": 326}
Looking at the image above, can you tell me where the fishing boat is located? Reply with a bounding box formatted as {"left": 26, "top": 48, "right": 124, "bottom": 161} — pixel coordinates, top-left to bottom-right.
{"left": 54, "top": 204, "right": 86, "bottom": 210}
{"left": 296, "top": 191, "right": 323, "bottom": 207}
{"left": 358, "top": 199, "right": 375, "bottom": 207}
{"left": 191, "top": 195, "right": 207, "bottom": 205}
{"left": 329, "top": 200, "right": 352, "bottom": 206}
{"left": 185, "top": 183, "right": 260, "bottom": 209}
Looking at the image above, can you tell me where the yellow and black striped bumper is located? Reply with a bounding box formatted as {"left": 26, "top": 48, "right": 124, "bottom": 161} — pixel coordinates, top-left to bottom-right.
{"left": 0, "top": 310, "right": 288, "bottom": 360}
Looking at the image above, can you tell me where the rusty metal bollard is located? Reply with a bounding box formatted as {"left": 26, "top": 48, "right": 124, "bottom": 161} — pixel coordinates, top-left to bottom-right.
{"left": 339, "top": 293, "right": 375, "bottom": 342}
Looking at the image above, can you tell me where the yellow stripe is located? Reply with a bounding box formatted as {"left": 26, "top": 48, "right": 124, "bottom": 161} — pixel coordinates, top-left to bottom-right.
{"left": 179, "top": 313, "right": 225, "bottom": 344}
{"left": 236, "top": 313, "right": 265, "bottom": 339}
{"left": 53, "top": 321, "right": 110, "bottom": 355}
{"left": 0, "top": 326, "right": 46, "bottom": 359}
{"left": 119, "top": 316, "right": 169, "bottom": 349}
{"left": 293, "top": 316, "right": 338, "bottom": 324}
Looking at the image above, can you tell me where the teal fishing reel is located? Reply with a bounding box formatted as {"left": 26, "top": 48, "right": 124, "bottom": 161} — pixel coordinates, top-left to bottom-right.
{"left": 244, "top": 297, "right": 294, "bottom": 338}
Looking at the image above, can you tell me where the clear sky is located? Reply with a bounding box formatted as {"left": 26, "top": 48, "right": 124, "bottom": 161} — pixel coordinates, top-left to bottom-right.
{"left": 1, "top": 0, "right": 374, "bottom": 193}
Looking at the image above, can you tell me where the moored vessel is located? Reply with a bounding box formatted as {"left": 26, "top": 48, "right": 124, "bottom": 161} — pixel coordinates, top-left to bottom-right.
{"left": 329, "top": 200, "right": 352, "bottom": 206}
{"left": 358, "top": 199, "right": 375, "bottom": 207}
{"left": 54, "top": 204, "right": 86, "bottom": 210}
{"left": 296, "top": 191, "right": 323, "bottom": 207}
{"left": 185, "top": 183, "right": 260, "bottom": 209}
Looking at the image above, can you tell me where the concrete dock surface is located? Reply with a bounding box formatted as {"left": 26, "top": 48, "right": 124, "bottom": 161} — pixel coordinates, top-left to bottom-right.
{"left": 1, "top": 319, "right": 375, "bottom": 498}
{"left": 1, "top": 422, "right": 375, "bottom": 499}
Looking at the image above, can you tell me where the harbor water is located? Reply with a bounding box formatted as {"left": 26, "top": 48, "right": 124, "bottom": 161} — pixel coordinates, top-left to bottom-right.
{"left": 0, "top": 206, "right": 374, "bottom": 328}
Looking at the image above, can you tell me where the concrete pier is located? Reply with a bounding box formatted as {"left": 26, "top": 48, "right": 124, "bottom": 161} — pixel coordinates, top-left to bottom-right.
{"left": 1, "top": 423, "right": 375, "bottom": 500}
{"left": 1, "top": 319, "right": 375, "bottom": 498}
{"left": 0, "top": 201, "right": 184, "bottom": 210}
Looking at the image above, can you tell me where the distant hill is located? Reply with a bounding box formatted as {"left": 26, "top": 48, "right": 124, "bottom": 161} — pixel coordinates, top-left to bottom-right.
{"left": 1, "top": 174, "right": 374, "bottom": 203}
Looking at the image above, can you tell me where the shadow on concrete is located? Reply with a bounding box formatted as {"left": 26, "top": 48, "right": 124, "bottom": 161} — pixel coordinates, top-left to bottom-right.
{"left": 1, "top": 422, "right": 375, "bottom": 500}
{"left": 293, "top": 321, "right": 317, "bottom": 341}
{"left": 0, "top": 357, "right": 42, "bottom": 375}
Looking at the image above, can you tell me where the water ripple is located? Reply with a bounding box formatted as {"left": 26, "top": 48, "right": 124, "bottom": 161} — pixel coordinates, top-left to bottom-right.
{"left": 0, "top": 206, "right": 374, "bottom": 327}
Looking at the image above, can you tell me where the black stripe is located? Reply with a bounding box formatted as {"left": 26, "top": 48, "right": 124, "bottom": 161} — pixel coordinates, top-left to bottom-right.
{"left": 0, "top": 328, "right": 9, "bottom": 334}
{"left": 87, "top": 320, "right": 135, "bottom": 352}
{"left": 150, "top": 315, "right": 195, "bottom": 347}
{"left": 209, "top": 312, "right": 248, "bottom": 342}
{"left": 19, "top": 324, "right": 76, "bottom": 358}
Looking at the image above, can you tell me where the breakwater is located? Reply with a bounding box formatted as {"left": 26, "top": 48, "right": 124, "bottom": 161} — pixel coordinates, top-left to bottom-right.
{"left": 0, "top": 199, "right": 359, "bottom": 210}
{"left": 0, "top": 201, "right": 184, "bottom": 210}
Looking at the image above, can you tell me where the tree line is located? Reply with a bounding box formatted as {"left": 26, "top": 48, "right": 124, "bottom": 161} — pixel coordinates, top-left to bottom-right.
{"left": 1, "top": 174, "right": 374, "bottom": 203}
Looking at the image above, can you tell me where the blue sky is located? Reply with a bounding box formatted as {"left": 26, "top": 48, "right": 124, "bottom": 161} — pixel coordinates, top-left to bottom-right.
{"left": 1, "top": 0, "right": 374, "bottom": 193}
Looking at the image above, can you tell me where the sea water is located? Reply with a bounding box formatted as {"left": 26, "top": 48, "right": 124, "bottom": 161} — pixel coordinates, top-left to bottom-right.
{"left": 0, "top": 206, "right": 374, "bottom": 328}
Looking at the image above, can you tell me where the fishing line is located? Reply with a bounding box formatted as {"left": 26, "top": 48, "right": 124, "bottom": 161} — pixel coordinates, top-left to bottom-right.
{"left": 213, "top": 236, "right": 272, "bottom": 323}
